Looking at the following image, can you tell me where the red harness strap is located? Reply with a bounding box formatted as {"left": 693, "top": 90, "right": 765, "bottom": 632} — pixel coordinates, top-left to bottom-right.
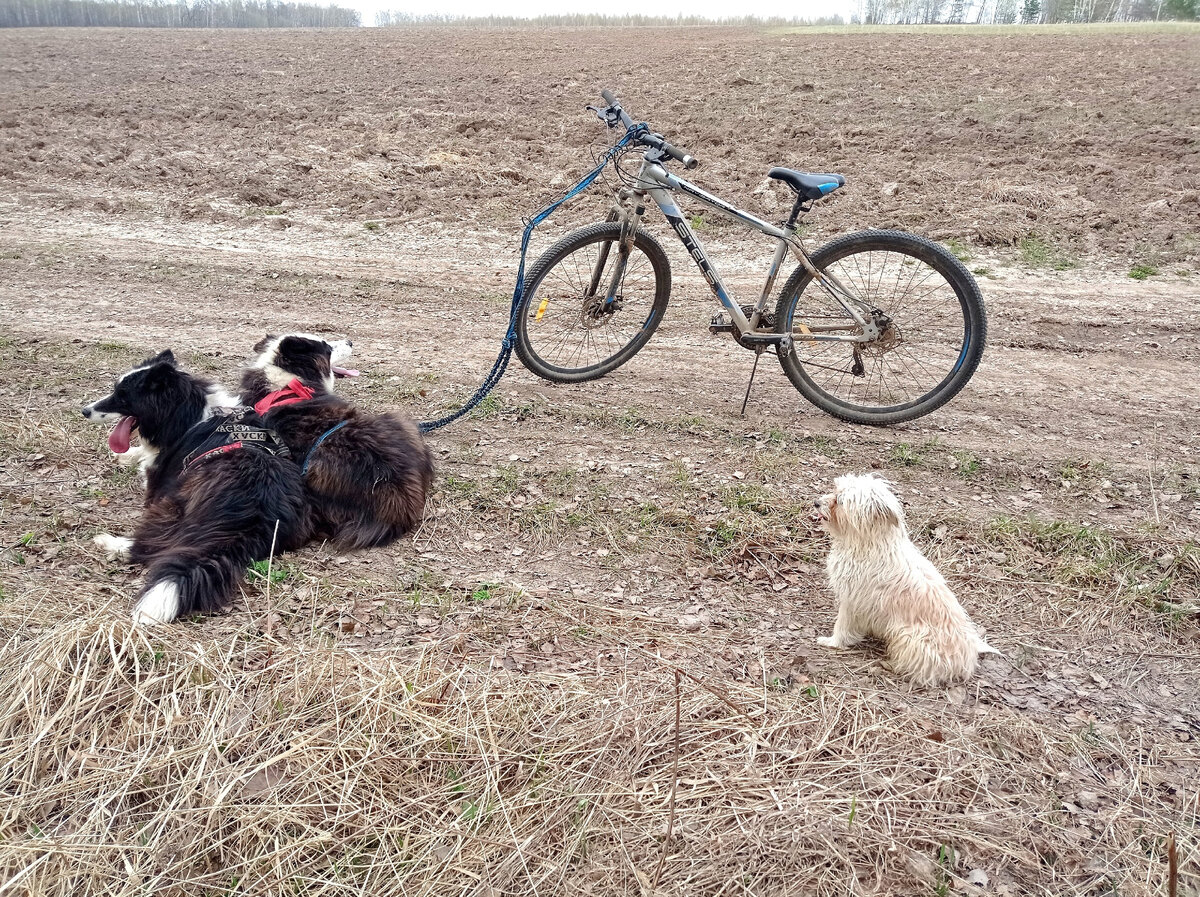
{"left": 185, "top": 441, "right": 244, "bottom": 468}
{"left": 254, "top": 378, "right": 315, "bottom": 415}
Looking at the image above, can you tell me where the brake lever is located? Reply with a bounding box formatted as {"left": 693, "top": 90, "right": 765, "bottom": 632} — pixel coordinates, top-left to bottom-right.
{"left": 585, "top": 104, "right": 621, "bottom": 129}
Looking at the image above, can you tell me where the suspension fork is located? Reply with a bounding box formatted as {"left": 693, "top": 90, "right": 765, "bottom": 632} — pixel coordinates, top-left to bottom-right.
{"left": 586, "top": 193, "right": 645, "bottom": 305}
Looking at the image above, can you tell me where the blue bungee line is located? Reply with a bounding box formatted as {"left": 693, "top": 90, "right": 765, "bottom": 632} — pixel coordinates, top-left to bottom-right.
{"left": 301, "top": 419, "right": 349, "bottom": 475}
{"left": 416, "top": 125, "right": 647, "bottom": 435}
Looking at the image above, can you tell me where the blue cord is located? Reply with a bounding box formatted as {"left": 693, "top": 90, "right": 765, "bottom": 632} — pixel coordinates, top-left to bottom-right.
{"left": 301, "top": 420, "right": 349, "bottom": 475}
{"left": 417, "top": 126, "right": 646, "bottom": 435}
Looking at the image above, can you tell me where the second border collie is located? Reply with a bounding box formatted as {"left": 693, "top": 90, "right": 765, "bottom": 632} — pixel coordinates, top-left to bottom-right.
{"left": 83, "top": 350, "right": 311, "bottom": 624}
{"left": 239, "top": 333, "right": 433, "bottom": 551}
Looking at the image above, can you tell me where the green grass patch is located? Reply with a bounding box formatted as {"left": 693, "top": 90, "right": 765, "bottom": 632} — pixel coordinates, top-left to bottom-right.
{"left": 890, "top": 442, "right": 923, "bottom": 467}
{"left": 470, "top": 583, "right": 497, "bottom": 602}
{"left": 721, "top": 483, "right": 774, "bottom": 515}
{"left": 467, "top": 394, "right": 503, "bottom": 419}
{"left": 1128, "top": 263, "right": 1159, "bottom": 280}
{"left": 946, "top": 238, "right": 972, "bottom": 262}
{"left": 983, "top": 516, "right": 1198, "bottom": 619}
{"left": 1019, "top": 234, "right": 1076, "bottom": 270}
{"left": 247, "top": 560, "right": 293, "bottom": 586}
{"left": 951, "top": 449, "right": 981, "bottom": 478}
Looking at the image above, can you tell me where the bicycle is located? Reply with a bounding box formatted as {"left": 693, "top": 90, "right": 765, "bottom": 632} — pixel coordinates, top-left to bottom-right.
{"left": 512, "top": 89, "right": 987, "bottom": 426}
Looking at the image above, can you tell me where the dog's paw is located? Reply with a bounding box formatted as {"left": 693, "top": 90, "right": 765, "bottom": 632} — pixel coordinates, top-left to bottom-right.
{"left": 94, "top": 533, "right": 133, "bottom": 560}
{"left": 117, "top": 444, "right": 147, "bottom": 467}
{"left": 132, "top": 581, "right": 180, "bottom": 626}
{"left": 817, "top": 635, "right": 843, "bottom": 649}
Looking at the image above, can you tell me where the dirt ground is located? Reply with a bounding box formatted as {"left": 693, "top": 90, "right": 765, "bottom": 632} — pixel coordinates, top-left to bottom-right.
{"left": 0, "top": 25, "right": 1198, "bottom": 897}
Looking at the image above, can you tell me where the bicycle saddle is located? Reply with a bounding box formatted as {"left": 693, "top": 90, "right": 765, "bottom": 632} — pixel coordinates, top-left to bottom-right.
{"left": 768, "top": 168, "right": 845, "bottom": 201}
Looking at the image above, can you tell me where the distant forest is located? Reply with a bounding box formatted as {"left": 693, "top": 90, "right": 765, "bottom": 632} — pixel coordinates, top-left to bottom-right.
{"left": 373, "top": 2, "right": 1195, "bottom": 24}
{"left": 0, "top": 0, "right": 1192, "bottom": 28}
{"left": 372, "top": 12, "right": 853, "bottom": 26}
{"left": 0, "top": 0, "right": 361, "bottom": 27}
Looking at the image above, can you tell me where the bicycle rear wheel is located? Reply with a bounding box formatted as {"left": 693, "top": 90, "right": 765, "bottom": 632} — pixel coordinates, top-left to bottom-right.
{"left": 515, "top": 222, "right": 671, "bottom": 383}
{"left": 775, "top": 230, "right": 986, "bottom": 425}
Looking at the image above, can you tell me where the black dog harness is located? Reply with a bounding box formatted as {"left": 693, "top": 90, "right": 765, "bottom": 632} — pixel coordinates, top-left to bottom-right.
{"left": 181, "top": 408, "right": 291, "bottom": 470}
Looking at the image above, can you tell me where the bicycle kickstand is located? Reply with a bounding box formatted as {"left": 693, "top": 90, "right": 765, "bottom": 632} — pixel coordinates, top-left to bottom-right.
{"left": 739, "top": 347, "right": 764, "bottom": 417}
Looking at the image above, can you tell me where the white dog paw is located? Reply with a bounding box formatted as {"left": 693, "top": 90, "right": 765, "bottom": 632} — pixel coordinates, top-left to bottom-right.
{"left": 132, "top": 581, "right": 181, "bottom": 626}
{"left": 94, "top": 533, "right": 133, "bottom": 560}
{"left": 817, "top": 635, "right": 843, "bottom": 649}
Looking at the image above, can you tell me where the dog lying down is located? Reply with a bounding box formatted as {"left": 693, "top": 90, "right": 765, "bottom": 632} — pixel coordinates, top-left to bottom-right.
{"left": 84, "top": 338, "right": 433, "bottom": 625}
{"left": 813, "top": 473, "right": 998, "bottom": 686}
{"left": 239, "top": 333, "right": 434, "bottom": 552}
{"left": 83, "top": 350, "right": 311, "bottom": 625}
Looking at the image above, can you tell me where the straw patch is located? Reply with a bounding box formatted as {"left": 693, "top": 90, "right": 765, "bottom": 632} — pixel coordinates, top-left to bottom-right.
{"left": 1, "top": 611, "right": 1193, "bottom": 895}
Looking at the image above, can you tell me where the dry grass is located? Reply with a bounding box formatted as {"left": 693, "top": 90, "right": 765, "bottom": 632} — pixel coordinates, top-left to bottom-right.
{"left": 0, "top": 603, "right": 1194, "bottom": 896}
{"left": 1, "top": 336, "right": 1197, "bottom": 894}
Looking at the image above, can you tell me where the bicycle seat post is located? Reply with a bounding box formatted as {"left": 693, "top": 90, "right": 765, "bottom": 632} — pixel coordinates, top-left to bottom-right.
{"left": 784, "top": 194, "right": 811, "bottom": 231}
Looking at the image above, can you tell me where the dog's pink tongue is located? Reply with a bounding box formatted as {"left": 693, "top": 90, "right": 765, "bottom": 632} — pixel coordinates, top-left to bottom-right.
{"left": 108, "top": 416, "right": 135, "bottom": 454}
{"left": 332, "top": 366, "right": 360, "bottom": 378}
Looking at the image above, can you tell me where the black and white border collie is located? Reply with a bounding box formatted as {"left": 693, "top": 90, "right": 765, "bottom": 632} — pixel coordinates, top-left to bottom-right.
{"left": 82, "top": 350, "right": 310, "bottom": 624}
{"left": 239, "top": 334, "right": 433, "bottom": 551}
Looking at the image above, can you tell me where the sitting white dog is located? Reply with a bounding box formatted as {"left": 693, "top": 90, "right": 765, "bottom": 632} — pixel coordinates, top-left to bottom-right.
{"left": 813, "top": 473, "right": 998, "bottom": 686}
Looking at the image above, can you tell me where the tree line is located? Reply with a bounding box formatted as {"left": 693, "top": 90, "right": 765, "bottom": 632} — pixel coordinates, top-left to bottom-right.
{"left": 1, "top": 0, "right": 361, "bottom": 27}
{"left": 372, "top": 4, "right": 1193, "bottom": 25}
{"left": 372, "top": 12, "right": 851, "bottom": 26}
{"left": 859, "top": 0, "right": 1195, "bottom": 23}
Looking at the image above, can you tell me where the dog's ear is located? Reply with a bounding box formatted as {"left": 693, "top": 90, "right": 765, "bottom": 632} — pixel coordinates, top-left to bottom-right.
{"left": 143, "top": 358, "right": 178, "bottom": 392}
{"left": 252, "top": 334, "right": 276, "bottom": 355}
{"left": 151, "top": 349, "right": 176, "bottom": 367}
{"left": 868, "top": 490, "right": 904, "bottom": 530}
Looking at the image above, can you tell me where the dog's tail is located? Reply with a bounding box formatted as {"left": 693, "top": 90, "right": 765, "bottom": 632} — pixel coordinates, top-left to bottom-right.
{"left": 133, "top": 551, "right": 249, "bottom": 625}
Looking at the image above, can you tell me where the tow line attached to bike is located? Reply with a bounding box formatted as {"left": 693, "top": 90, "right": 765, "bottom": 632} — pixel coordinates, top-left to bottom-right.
{"left": 415, "top": 123, "right": 648, "bottom": 434}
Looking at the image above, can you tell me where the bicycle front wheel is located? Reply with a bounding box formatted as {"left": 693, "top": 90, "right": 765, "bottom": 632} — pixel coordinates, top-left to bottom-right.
{"left": 515, "top": 222, "right": 671, "bottom": 383}
{"left": 775, "top": 230, "right": 986, "bottom": 425}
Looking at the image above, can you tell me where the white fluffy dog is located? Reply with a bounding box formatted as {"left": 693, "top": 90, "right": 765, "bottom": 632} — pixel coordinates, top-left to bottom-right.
{"left": 813, "top": 473, "right": 998, "bottom": 686}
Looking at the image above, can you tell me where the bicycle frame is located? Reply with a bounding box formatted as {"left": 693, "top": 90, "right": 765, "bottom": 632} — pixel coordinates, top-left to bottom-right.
{"left": 618, "top": 155, "right": 880, "bottom": 346}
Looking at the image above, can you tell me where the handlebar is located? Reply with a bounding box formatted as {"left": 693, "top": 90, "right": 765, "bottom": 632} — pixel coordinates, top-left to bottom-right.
{"left": 596, "top": 88, "right": 699, "bottom": 170}
{"left": 600, "top": 89, "right": 633, "bottom": 129}
{"left": 642, "top": 133, "right": 699, "bottom": 170}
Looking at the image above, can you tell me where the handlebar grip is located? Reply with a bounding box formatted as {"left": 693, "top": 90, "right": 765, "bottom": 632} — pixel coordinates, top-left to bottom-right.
{"left": 600, "top": 88, "right": 635, "bottom": 131}
{"left": 660, "top": 140, "right": 699, "bottom": 170}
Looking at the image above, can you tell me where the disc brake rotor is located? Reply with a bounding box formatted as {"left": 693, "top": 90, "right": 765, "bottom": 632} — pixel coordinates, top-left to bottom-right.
{"left": 860, "top": 321, "right": 902, "bottom": 357}
{"left": 581, "top": 295, "right": 621, "bottom": 328}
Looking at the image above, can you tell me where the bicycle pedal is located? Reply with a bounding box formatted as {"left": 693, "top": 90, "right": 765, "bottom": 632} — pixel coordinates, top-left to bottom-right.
{"left": 709, "top": 312, "right": 733, "bottom": 334}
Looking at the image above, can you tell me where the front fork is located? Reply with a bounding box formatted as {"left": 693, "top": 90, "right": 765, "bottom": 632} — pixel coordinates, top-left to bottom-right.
{"left": 588, "top": 192, "right": 644, "bottom": 306}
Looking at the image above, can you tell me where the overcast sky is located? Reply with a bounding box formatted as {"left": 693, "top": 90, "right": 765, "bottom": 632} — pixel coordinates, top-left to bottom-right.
{"left": 356, "top": 0, "right": 856, "bottom": 24}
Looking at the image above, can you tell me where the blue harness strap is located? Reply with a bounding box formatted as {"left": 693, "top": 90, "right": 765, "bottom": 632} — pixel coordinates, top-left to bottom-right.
{"left": 301, "top": 420, "right": 349, "bottom": 475}
{"left": 416, "top": 126, "right": 646, "bottom": 435}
